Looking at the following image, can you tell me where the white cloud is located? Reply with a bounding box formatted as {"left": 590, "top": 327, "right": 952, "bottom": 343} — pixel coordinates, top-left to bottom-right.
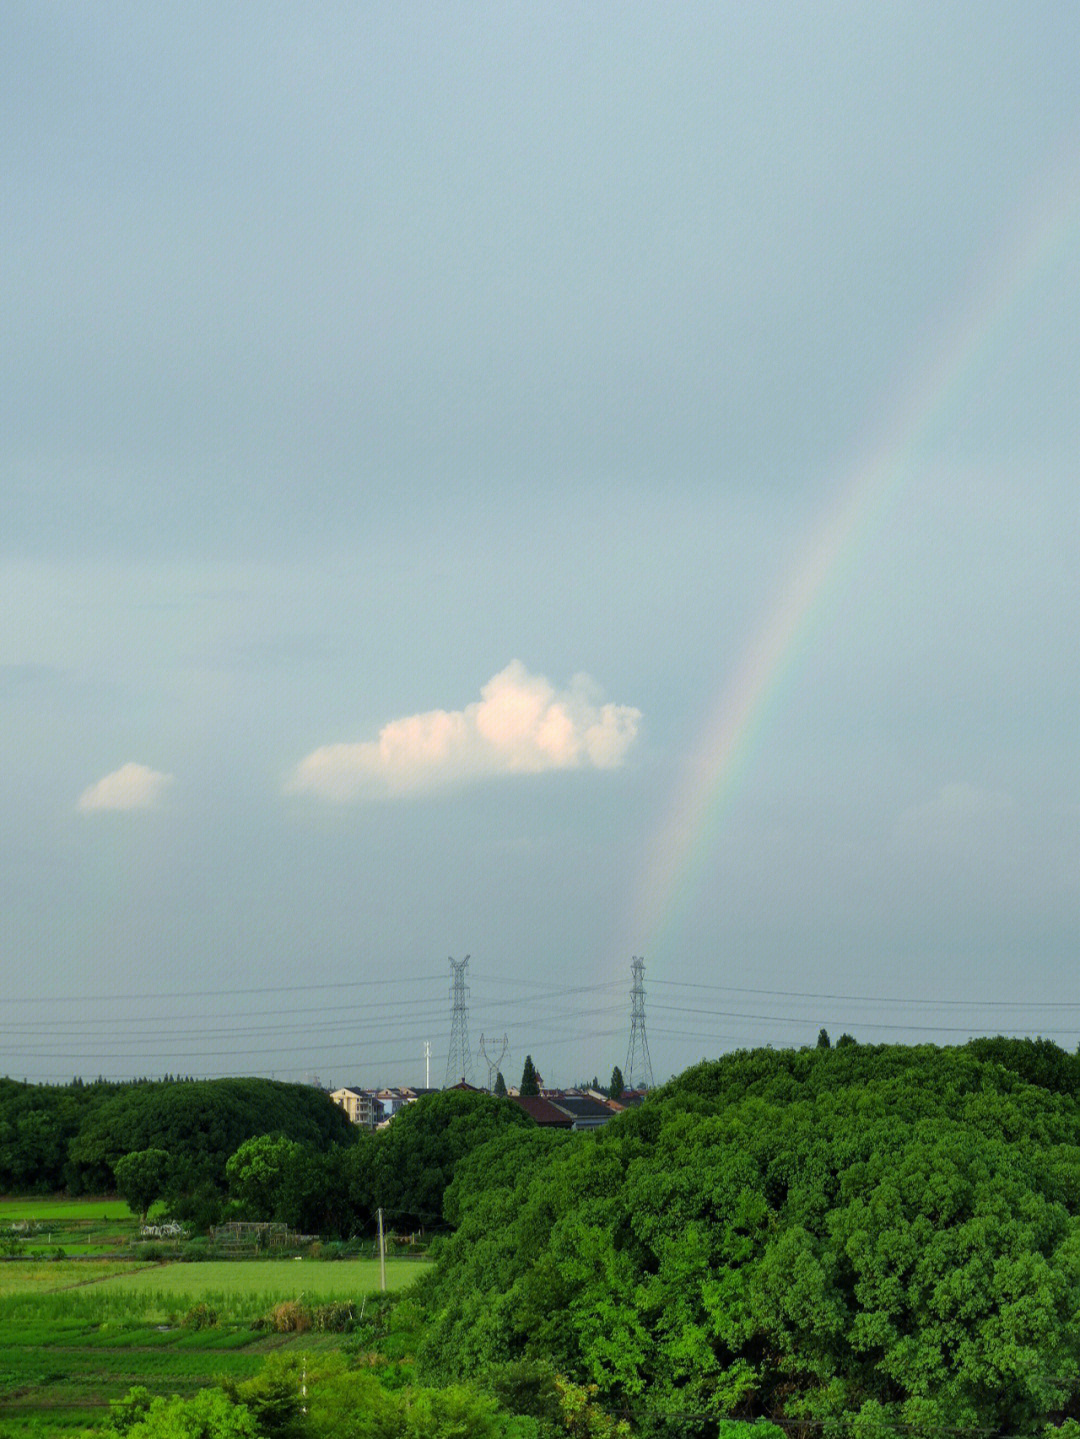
{"left": 77, "top": 762, "right": 174, "bottom": 813}
{"left": 285, "top": 660, "right": 641, "bottom": 801}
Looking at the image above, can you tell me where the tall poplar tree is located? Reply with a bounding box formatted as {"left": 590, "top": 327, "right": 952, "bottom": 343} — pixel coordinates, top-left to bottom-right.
{"left": 519, "top": 1056, "right": 540, "bottom": 1096}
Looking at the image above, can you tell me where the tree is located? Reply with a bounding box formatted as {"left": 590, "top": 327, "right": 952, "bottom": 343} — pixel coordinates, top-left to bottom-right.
{"left": 519, "top": 1056, "right": 540, "bottom": 1097}
{"left": 113, "top": 1148, "right": 170, "bottom": 1223}
{"left": 609, "top": 1066, "right": 625, "bottom": 1101}
{"left": 418, "top": 1039, "right": 1080, "bottom": 1436}
{"left": 816, "top": 1027, "right": 831, "bottom": 1049}
{"left": 106, "top": 1387, "right": 259, "bottom": 1436}
{"left": 225, "top": 1134, "right": 301, "bottom": 1220}
{"left": 493, "top": 1071, "right": 507, "bottom": 1098}
{"left": 374, "top": 1088, "right": 533, "bottom": 1228}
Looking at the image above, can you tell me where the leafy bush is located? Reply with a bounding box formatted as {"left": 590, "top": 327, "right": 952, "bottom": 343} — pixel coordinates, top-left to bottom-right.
{"left": 311, "top": 1300, "right": 355, "bottom": 1332}
{"left": 264, "top": 1299, "right": 310, "bottom": 1332}
{"left": 181, "top": 1301, "right": 218, "bottom": 1329}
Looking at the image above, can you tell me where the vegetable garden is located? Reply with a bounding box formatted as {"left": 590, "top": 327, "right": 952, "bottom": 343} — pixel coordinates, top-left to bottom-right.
{"left": 0, "top": 1207, "right": 428, "bottom": 1435}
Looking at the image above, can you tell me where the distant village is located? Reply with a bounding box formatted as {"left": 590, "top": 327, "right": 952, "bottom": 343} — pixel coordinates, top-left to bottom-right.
{"left": 329, "top": 1079, "right": 647, "bottom": 1132}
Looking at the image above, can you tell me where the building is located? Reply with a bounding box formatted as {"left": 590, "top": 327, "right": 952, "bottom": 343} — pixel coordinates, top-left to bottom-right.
{"left": 545, "top": 1092, "right": 616, "bottom": 1130}
{"left": 507, "top": 1094, "right": 576, "bottom": 1128}
{"left": 330, "top": 1087, "right": 378, "bottom": 1128}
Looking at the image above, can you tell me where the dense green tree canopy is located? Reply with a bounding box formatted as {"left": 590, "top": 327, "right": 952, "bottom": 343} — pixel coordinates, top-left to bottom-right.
{"left": 68, "top": 1078, "right": 353, "bottom": 1200}
{"left": 419, "top": 1039, "right": 1080, "bottom": 1438}
{"left": 0, "top": 1075, "right": 354, "bottom": 1218}
{"left": 225, "top": 1134, "right": 304, "bottom": 1220}
{"left": 375, "top": 1088, "right": 533, "bottom": 1228}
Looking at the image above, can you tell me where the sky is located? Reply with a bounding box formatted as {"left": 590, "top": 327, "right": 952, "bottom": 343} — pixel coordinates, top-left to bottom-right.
{"left": 2, "top": 3, "right": 1078, "bottom": 1089}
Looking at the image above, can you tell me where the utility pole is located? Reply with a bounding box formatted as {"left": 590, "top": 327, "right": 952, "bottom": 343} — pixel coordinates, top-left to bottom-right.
{"left": 423, "top": 1041, "right": 431, "bottom": 1089}
{"left": 625, "top": 956, "right": 655, "bottom": 1090}
{"left": 377, "top": 1206, "right": 386, "bottom": 1292}
{"left": 478, "top": 1033, "right": 508, "bottom": 1092}
{"left": 444, "top": 955, "right": 472, "bottom": 1087}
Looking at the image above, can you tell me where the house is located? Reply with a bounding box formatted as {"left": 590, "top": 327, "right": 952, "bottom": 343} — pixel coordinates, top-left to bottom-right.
{"left": 545, "top": 1092, "right": 615, "bottom": 1130}
{"left": 507, "top": 1093, "right": 575, "bottom": 1128}
{"left": 330, "top": 1087, "right": 377, "bottom": 1128}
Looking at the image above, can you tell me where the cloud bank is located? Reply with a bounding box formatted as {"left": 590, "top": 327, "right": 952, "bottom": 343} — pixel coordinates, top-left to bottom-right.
{"left": 77, "top": 762, "right": 174, "bottom": 813}
{"left": 285, "top": 661, "right": 641, "bottom": 801}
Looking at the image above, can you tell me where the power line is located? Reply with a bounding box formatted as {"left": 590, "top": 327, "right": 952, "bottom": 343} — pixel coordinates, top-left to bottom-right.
{"left": 650, "top": 1002, "right": 1080, "bottom": 1035}
{"left": 652, "top": 978, "right": 1080, "bottom": 1008}
{"left": 1, "top": 974, "right": 445, "bottom": 1005}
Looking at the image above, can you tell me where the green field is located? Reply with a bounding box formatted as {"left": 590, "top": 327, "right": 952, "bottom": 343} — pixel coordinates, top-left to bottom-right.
{"left": 0, "top": 1198, "right": 142, "bottom": 1223}
{"left": 0, "top": 1256, "right": 428, "bottom": 1434}
{"left": 0, "top": 1195, "right": 168, "bottom": 1264}
{"left": 95, "top": 1257, "right": 425, "bottom": 1299}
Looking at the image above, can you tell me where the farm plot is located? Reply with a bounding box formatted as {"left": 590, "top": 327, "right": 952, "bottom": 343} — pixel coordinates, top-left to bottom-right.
{"left": 0, "top": 1257, "right": 428, "bottom": 1433}
{"left": 96, "top": 1257, "right": 426, "bottom": 1302}
{"left": 0, "top": 1195, "right": 158, "bottom": 1257}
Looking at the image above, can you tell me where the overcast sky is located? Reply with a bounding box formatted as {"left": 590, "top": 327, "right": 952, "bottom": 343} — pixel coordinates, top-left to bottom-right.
{"left": 2, "top": 3, "right": 1078, "bottom": 1088}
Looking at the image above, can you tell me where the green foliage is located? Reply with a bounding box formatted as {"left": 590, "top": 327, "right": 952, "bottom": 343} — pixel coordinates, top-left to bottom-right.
{"left": 443, "top": 1127, "right": 570, "bottom": 1229}
{"left": 520, "top": 1057, "right": 540, "bottom": 1098}
{"left": 494, "top": 1072, "right": 508, "bottom": 1098}
{"left": 224, "top": 1132, "right": 376, "bottom": 1238}
{"left": 227, "top": 1353, "right": 536, "bottom": 1439}
{"left": 225, "top": 1134, "right": 302, "bottom": 1218}
{"left": 115, "top": 1148, "right": 172, "bottom": 1222}
{"left": 105, "top": 1386, "right": 260, "bottom": 1437}
{"left": 608, "top": 1067, "right": 624, "bottom": 1101}
{"left": 0, "top": 1075, "right": 354, "bottom": 1210}
{"left": 107, "top": 1385, "right": 154, "bottom": 1434}
{"left": 69, "top": 1077, "right": 354, "bottom": 1206}
{"left": 374, "top": 1088, "right": 533, "bottom": 1228}
{"left": 224, "top": 1357, "right": 305, "bottom": 1437}
{"left": 419, "top": 1039, "right": 1080, "bottom": 1437}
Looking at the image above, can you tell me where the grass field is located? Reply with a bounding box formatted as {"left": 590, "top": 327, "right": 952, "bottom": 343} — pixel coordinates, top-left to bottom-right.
{"left": 0, "top": 1198, "right": 144, "bottom": 1223}
{"left": 0, "top": 1195, "right": 168, "bottom": 1265}
{"left": 95, "top": 1257, "right": 425, "bottom": 1298}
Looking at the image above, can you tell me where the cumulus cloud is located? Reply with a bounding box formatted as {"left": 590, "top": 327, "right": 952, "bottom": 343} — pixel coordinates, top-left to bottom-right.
{"left": 77, "top": 762, "right": 174, "bottom": 813}
{"left": 285, "top": 661, "right": 641, "bottom": 801}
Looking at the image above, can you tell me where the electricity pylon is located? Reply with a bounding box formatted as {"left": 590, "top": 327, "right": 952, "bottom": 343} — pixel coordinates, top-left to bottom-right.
{"left": 444, "top": 955, "right": 472, "bottom": 1087}
{"left": 625, "top": 956, "right": 655, "bottom": 1090}
{"left": 478, "top": 1033, "right": 508, "bottom": 1092}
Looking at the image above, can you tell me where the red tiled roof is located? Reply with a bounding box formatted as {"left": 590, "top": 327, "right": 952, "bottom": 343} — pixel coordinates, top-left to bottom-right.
{"left": 507, "top": 1094, "right": 575, "bottom": 1127}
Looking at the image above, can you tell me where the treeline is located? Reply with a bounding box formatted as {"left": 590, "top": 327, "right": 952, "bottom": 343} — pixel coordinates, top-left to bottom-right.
{"left": 416, "top": 1037, "right": 1080, "bottom": 1438}
{"left": 0, "top": 1075, "right": 353, "bottom": 1221}
{"left": 0, "top": 1076, "right": 535, "bottom": 1235}
{"left": 219, "top": 1088, "right": 533, "bottom": 1236}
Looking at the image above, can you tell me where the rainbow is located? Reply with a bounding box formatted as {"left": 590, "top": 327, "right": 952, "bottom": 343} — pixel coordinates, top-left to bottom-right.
{"left": 630, "top": 144, "right": 1080, "bottom": 966}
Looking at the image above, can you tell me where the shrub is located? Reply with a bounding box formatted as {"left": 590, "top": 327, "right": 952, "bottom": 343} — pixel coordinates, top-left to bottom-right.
{"left": 265, "top": 1299, "right": 311, "bottom": 1332}
{"left": 182, "top": 1301, "right": 219, "bottom": 1329}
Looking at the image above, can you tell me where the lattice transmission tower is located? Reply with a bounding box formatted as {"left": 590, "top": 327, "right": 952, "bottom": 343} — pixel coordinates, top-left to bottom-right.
{"left": 444, "top": 955, "right": 472, "bottom": 1087}
{"left": 625, "top": 956, "right": 655, "bottom": 1090}
{"left": 478, "top": 1033, "right": 508, "bottom": 1092}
